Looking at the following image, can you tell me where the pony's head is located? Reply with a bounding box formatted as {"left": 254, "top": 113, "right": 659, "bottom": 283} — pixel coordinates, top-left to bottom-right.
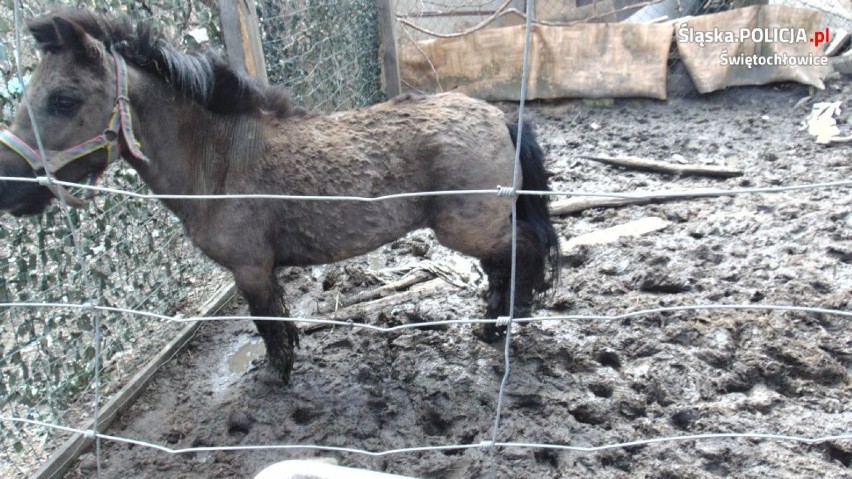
{"left": 0, "top": 10, "right": 121, "bottom": 215}
{"left": 0, "top": 8, "right": 303, "bottom": 216}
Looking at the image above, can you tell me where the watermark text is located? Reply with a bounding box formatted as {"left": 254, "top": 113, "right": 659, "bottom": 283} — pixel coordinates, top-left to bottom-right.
{"left": 678, "top": 24, "right": 831, "bottom": 48}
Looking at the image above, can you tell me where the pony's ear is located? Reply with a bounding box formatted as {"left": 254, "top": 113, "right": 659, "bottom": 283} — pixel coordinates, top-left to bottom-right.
{"left": 28, "top": 15, "right": 61, "bottom": 52}
{"left": 28, "top": 16, "right": 102, "bottom": 63}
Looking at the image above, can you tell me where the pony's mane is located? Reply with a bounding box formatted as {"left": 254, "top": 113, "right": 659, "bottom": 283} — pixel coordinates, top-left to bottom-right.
{"left": 27, "top": 8, "right": 304, "bottom": 117}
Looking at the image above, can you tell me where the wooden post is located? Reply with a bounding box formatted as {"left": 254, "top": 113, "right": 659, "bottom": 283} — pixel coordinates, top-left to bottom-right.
{"left": 219, "top": 0, "right": 269, "bottom": 86}
{"left": 376, "top": 0, "right": 401, "bottom": 98}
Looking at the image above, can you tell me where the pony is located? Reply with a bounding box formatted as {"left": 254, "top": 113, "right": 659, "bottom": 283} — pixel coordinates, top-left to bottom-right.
{"left": 0, "top": 9, "right": 559, "bottom": 384}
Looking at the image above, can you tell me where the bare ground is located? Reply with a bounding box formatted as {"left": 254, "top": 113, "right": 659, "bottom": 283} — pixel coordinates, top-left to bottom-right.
{"left": 64, "top": 79, "right": 851, "bottom": 478}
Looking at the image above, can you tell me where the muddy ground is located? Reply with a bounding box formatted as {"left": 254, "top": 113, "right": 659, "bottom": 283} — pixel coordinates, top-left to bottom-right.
{"left": 64, "top": 79, "right": 850, "bottom": 478}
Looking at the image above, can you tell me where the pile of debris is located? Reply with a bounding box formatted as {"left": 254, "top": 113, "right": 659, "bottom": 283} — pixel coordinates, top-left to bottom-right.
{"left": 397, "top": 0, "right": 851, "bottom": 100}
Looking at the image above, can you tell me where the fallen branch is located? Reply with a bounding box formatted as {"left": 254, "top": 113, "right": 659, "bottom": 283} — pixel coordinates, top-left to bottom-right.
{"left": 329, "top": 269, "right": 434, "bottom": 311}
{"left": 551, "top": 187, "right": 748, "bottom": 215}
{"left": 305, "top": 277, "right": 448, "bottom": 332}
{"left": 580, "top": 154, "right": 743, "bottom": 178}
{"left": 551, "top": 196, "right": 651, "bottom": 215}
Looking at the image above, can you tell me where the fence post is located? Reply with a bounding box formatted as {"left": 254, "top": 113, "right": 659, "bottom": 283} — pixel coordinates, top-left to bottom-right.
{"left": 218, "top": 0, "right": 269, "bottom": 86}
{"left": 376, "top": 0, "right": 401, "bottom": 99}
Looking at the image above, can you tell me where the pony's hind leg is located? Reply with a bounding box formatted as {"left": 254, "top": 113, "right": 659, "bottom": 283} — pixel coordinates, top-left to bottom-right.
{"left": 478, "top": 221, "right": 545, "bottom": 340}
{"left": 478, "top": 121, "right": 560, "bottom": 339}
{"left": 430, "top": 209, "right": 547, "bottom": 341}
{"left": 232, "top": 264, "right": 299, "bottom": 385}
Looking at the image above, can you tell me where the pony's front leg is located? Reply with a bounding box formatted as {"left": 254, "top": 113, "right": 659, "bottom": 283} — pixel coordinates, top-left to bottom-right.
{"left": 232, "top": 265, "right": 299, "bottom": 385}
{"left": 253, "top": 317, "right": 299, "bottom": 385}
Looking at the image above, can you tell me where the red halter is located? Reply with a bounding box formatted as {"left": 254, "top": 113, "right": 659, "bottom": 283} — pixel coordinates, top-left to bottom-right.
{"left": 0, "top": 49, "right": 149, "bottom": 207}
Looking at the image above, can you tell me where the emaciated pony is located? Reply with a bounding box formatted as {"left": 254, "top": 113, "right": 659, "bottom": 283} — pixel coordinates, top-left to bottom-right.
{"left": 0, "top": 9, "right": 559, "bottom": 384}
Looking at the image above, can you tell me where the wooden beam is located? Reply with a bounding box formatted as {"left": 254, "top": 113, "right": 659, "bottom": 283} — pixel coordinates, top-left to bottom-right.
{"left": 376, "top": 0, "right": 401, "bottom": 98}
{"left": 550, "top": 187, "right": 754, "bottom": 215}
{"left": 560, "top": 216, "right": 670, "bottom": 253}
{"left": 219, "top": 0, "right": 269, "bottom": 85}
{"left": 580, "top": 154, "right": 744, "bottom": 178}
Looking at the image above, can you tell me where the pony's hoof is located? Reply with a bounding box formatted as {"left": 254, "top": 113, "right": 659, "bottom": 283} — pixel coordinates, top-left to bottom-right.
{"left": 250, "top": 358, "right": 290, "bottom": 387}
{"left": 476, "top": 323, "right": 508, "bottom": 343}
{"left": 257, "top": 364, "right": 288, "bottom": 387}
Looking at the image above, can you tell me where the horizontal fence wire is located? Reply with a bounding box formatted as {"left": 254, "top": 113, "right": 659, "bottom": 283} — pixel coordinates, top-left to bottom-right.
{"left": 3, "top": 414, "right": 852, "bottom": 456}
{"left": 1, "top": 176, "right": 850, "bottom": 201}
{"left": 0, "top": 302, "right": 850, "bottom": 329}
{"left": 1, "top": 171, "right": 849, "bottom": 473}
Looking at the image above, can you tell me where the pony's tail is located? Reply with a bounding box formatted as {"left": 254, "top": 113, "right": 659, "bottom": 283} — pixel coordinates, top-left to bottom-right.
{"left": 507, "top": 120, "right": 561, "bottom": 293}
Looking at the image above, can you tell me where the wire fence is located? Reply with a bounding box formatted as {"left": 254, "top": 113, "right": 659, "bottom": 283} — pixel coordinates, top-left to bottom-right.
{"left": 4, "top": 413, "right": 852, "bottom": 457}
{"left": 0, "top": 1, "right": 233, "bottom": 476}
{"left": 257, "top": 0, "right": 384, "bottom": 111}
{"left": 0, "top": 0, "right": 850, "bottom": 478}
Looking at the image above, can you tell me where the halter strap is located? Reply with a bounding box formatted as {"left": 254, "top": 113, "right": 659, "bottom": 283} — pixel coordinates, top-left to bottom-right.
{"left": 0, "top": 49, "right": 149, "bottom": 208}
{"left": 0, "top": 129, "right": 42, "bottom": 171}
{"left": 110, "top": 48, "right": 149, "bottom": 164}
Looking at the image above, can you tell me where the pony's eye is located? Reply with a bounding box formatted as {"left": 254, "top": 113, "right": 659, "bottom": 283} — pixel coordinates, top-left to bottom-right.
{"left": 47, "top": 94, "right": 82, "bottom": 117}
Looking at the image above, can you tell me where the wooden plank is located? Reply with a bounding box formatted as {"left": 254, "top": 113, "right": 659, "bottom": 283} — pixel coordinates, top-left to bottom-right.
{"left": 31, "top": 282, "right": 238, "bottom": 479}
{"left": 219, "top": 0, "right": 269, "bottom": 85}
{"left": 376, "top": 0, "right": 401, "bottom": 98}
{"left": 560, "top": 217, "right": 671, "bottom": 253}
{"left": 551, "top": 196, "right": 652, "bottom": 215}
